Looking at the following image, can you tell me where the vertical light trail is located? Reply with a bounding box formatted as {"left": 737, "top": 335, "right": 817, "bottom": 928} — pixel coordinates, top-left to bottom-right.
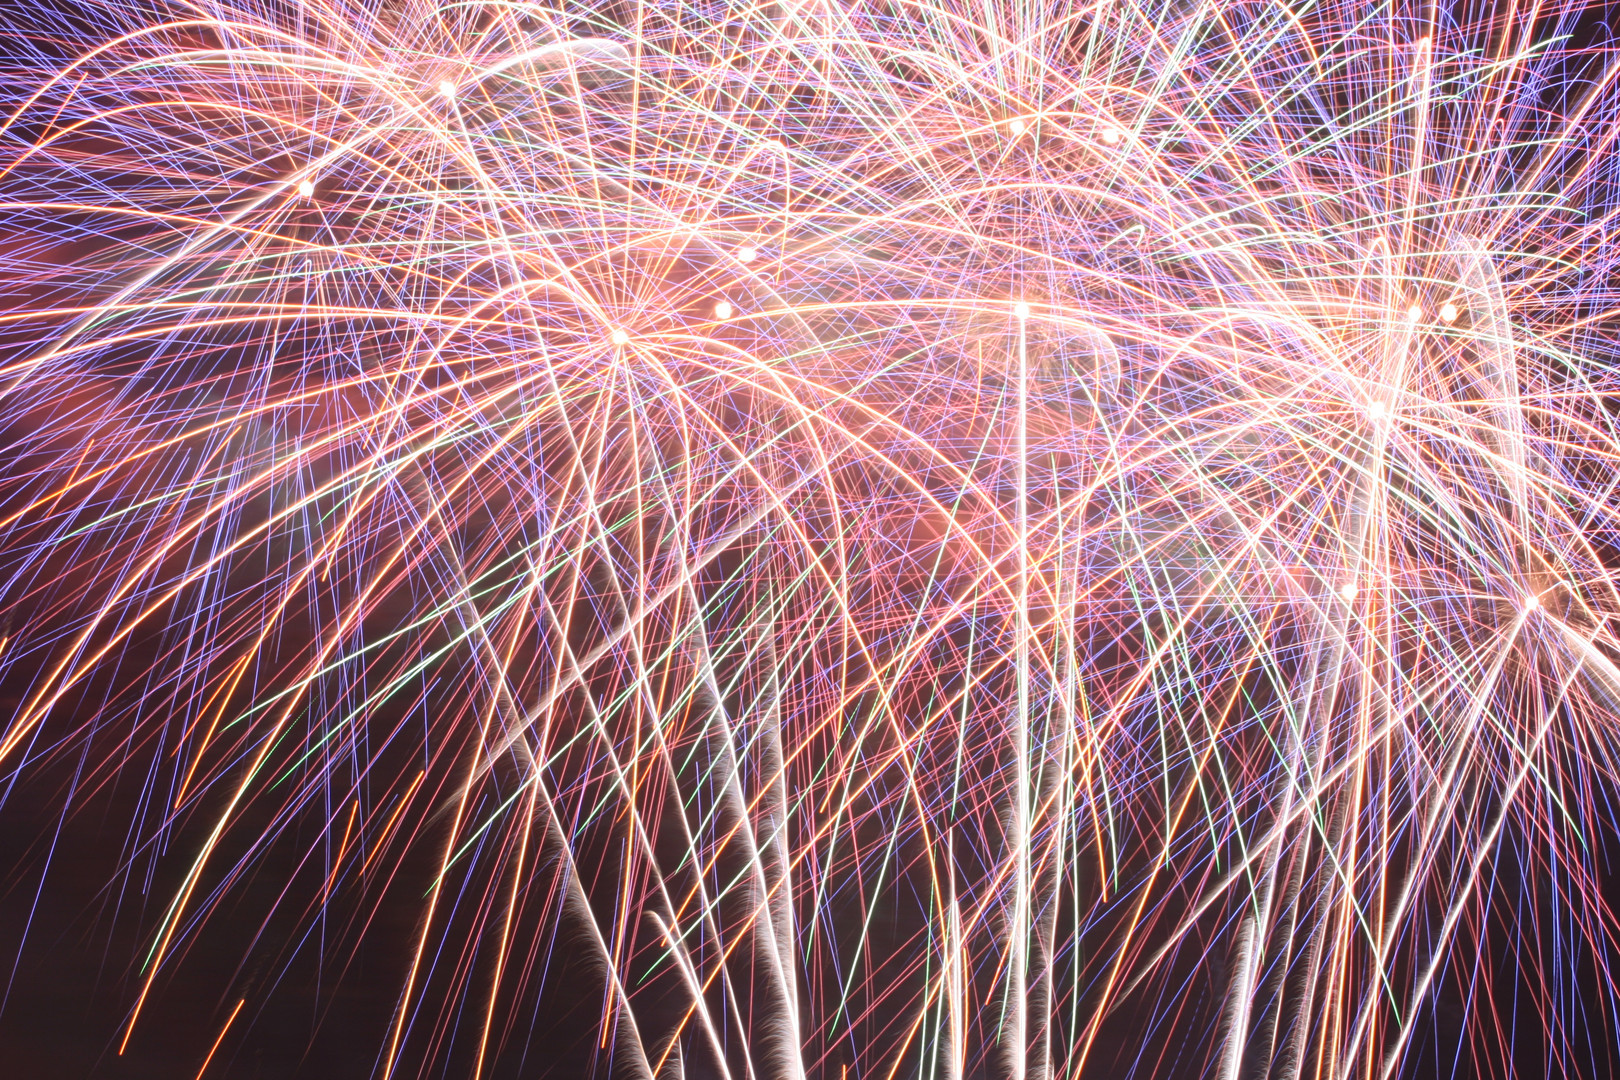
{"left": 1009, "top": 298, "right": 1031, "bottom": 1080}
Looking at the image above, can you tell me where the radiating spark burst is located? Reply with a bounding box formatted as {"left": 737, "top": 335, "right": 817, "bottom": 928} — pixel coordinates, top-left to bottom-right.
{"left": 2, "top": 0, "right": 1620, "bottom": 1078}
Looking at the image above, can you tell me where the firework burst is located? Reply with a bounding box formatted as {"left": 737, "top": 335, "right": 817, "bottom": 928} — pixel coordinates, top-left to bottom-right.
{"left": 3, "top": 0, "right": 1620, "bottom": 1078}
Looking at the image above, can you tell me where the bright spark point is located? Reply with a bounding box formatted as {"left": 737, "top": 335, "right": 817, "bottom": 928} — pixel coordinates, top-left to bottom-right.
{"left": 1406, "top": 304, "right": 1422, "bottom": 321}
{"left": 296, "top": 178, "right": 314, "bottom": 198}
{"left": 1340, "top": 582, "right": 1358, "bottom": 600}
{"left": 1525, "top": 594, "right": 1541, "bottom": 612}
{"left": 438, "top": 80, "right": 456, "bottom": 99}
{"left": 1100, "top": 126, "right": 1122, "bottom": 145}
{"left": 1009, "top": 119, "right": 1027, "bottom": 136}
{"left": 1013, "top": 301, "right": 1031, "bottom": 319}
{"left": 713, "top": 300, "right": 733, "bottom": 320}
{"left": 735, "top": 245, "right": 757, "bottom": 262}
{"left": 1367, "top": 400, "right": 1388, "bottom": 421}
{"left": 610, "top": 329, "right": 630, "bottom": 345}
{"left": 1439, "top": 302, "right": 1459, "bottom": 323}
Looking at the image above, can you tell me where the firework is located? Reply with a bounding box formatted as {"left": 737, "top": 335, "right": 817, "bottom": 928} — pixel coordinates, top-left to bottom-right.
{"left": 3, "top": 0, "right": 1620, "bottom": 1078}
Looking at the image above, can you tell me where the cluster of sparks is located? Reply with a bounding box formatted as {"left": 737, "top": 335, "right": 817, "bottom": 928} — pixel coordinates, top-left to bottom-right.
{"left": 4, "top": 0, "right": 1620, "bottom": 1077}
